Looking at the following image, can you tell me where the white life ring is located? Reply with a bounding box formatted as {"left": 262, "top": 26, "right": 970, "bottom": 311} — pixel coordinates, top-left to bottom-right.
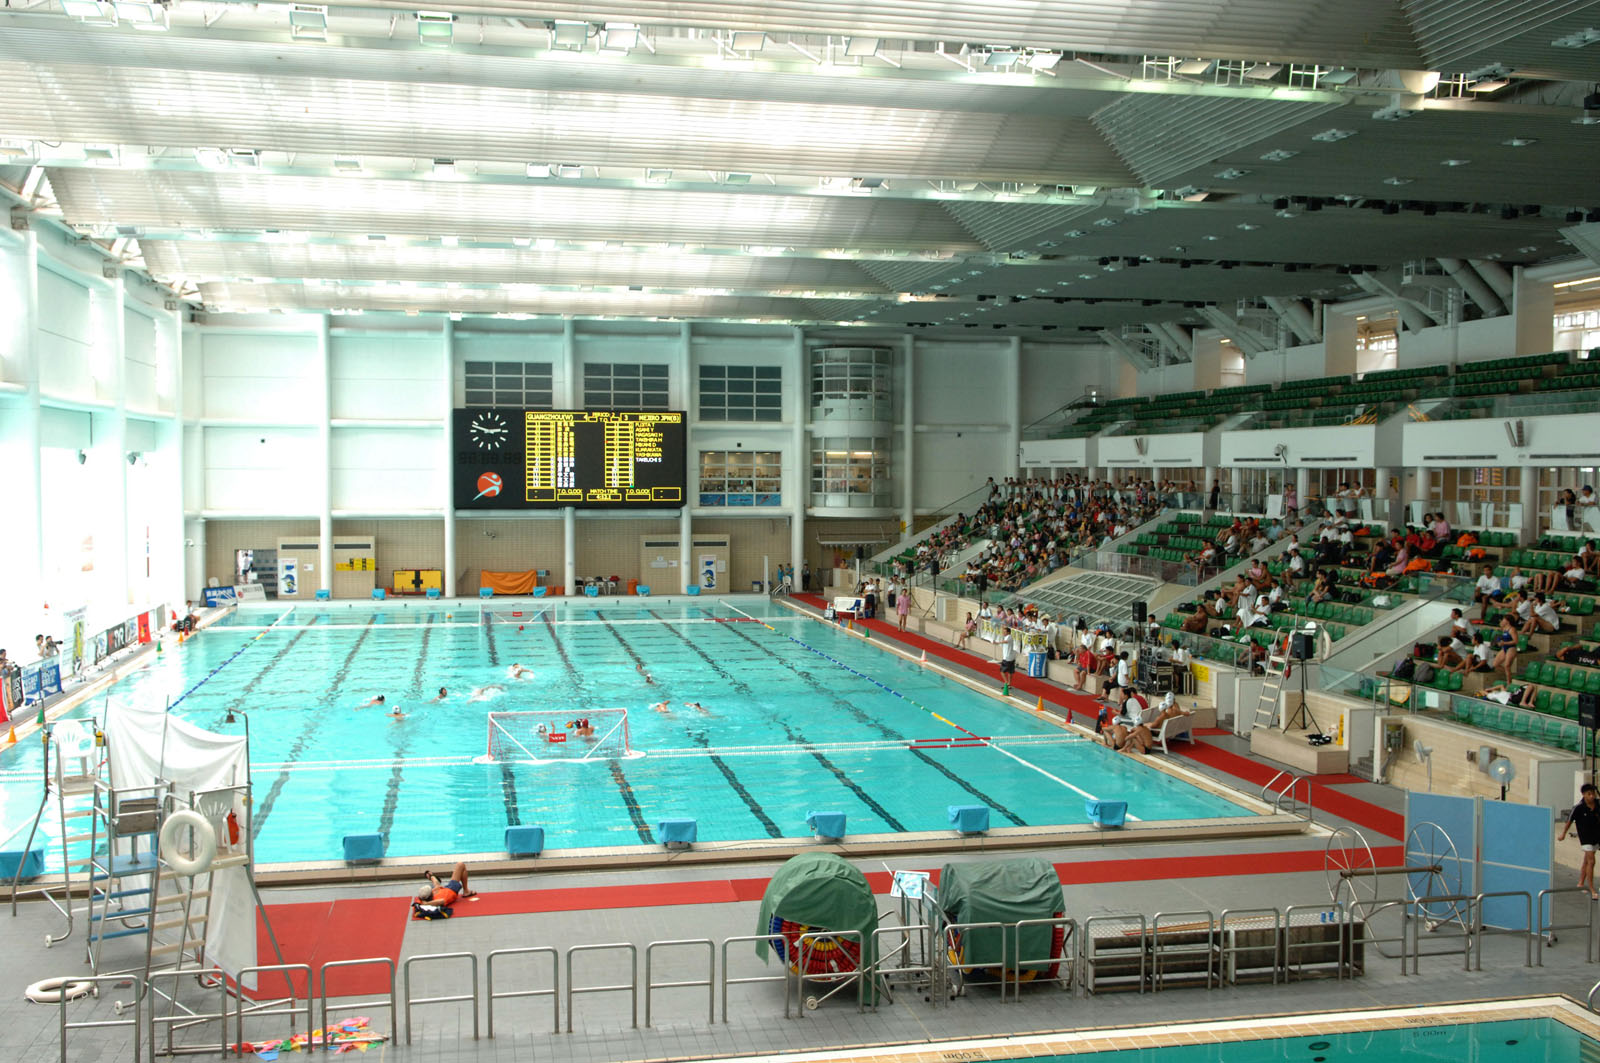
{"left": 159, "top": 809, "right": 217, "bottom": 877}
{"left": 26, "top": 977, "right": 93, "bottom": 1003}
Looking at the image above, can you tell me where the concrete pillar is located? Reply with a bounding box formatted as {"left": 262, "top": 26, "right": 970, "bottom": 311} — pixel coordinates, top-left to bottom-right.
{"left": 186, "top": 517, "right": 206, "bottom": 606}
{"left": 789, "top": 327, "right": 807, "bottom": 585}
{"left": 900, "top": 334, "right": 914, "bottom": 535}
{"left": 1511, "top": 265, "right": 1555, "bottom": 357}
{"left": 1324, "top": 311, "right": 1358, "bottom": 377}
{"left": 1229, "top": 466, "right": 1243, "bottom": 509}
{"left": 1296, "top": 467, "right": 1311, "bottom": 514}
{"left": 316, "top": 312, "right": 333, "bottom": 594}
{"left": 1006, "top": 336, "right": 1022, "bottom": 478}
{"left": 95, "top": 271, "right": 131, "bottom": 609}
{"left": 561, "top": 319, "right": 577, "bottom": 595}
{"left": 440, "top": 318, "right": 456, "bottom": 597}
{"left": 1439, "top": 258, "right": 1507, "bottom": 318}
{"left": 563, "top": 508, "right": 577, "bottom": 596}
{"left": 679, "top": 504, "right": 693, "bottom": 594}
{"left": 1519, "top": 464, "right": 1540, "bottom": 543}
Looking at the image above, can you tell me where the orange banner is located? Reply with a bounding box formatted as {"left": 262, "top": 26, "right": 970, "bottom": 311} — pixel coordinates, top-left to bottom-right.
{"left": 481, "top": 570, "right": 538, "bottom": 595}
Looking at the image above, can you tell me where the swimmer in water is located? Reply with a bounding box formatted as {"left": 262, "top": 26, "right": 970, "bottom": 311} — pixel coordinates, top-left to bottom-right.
{"left": 429, "top": 687, "right": 448, "bottom": 703}
{"left": 650, "top": 700, "right": 672, "bottom": 715}
{"left": 356, "top": 695, "right": 386, "bottom": 709}
{"left": 684, "top": 701, "right": 712, "bottom": 716}
{"left": 467, "top": 685, "right": 505, "bottom": 703}
{"left": 389, "top": 704, "right": 406, "bottom": 720}
{"left": 507, "top": 664, "right": 532, "bottom": 680}
{"left": 636, "top": 662, "right": 656, "bottom": 685}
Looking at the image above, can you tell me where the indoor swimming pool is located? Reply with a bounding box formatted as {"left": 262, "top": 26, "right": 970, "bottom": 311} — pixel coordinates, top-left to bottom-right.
{"left": 2, "top": 597, "right": 1256, "bottom": 865}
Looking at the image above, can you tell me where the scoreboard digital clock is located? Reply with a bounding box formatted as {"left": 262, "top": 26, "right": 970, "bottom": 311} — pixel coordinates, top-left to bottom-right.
{"left": 453, "top": 409, "right": 687, "bottom": 510}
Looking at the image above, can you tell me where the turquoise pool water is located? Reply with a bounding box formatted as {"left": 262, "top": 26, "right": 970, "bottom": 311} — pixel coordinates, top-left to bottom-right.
{"left": 1, "top": 598, "right": 1249, "bottom": 864}
{"left": 1021, "top": 1016, "right": 1588, "bottom": 1061}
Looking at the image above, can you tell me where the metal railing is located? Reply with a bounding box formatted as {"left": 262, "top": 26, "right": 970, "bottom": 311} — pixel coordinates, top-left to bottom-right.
{"left": 403, "top": 952, "right": 479, "bottom": 1044}
{"left": 720, "top": 933, "right": 790, "bottom": 1023}
{"left": 318, "top": 957, "right": 395, "bottom": 1052}
{"left": 146, "top": 966, "right": 228, "bottom": 1058}
{"left": 644, "top": 939, "right": 714, "bottom": 1027}
{"left": 565, "top": 942, "right": 637, "bottom": 1032}
{"left": 486, "top": 946, "right": 559, "bottom": 1036}
{"left": 232, "top": 963, "right": 312, "bottom": 1054}
{"left": 60, "top": 975, "right": 141, "bottom": 1063}
{"left": 1536, "top": 888, "right": 1598, "bottom": 966}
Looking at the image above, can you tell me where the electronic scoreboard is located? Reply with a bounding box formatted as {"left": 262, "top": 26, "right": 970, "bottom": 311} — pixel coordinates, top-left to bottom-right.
{"left": 453, "top": 409, "right": 686, "bottom": 509}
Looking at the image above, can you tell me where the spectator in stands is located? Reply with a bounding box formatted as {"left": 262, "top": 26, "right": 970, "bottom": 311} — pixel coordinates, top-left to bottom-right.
{"left": 954, "top": 611, "right": 976, "bottom": 650}
{"left": 1072, "top": 642, "right": 1097, "bottom": 690}
{"left": 1245, "top": 558, "right": 1269, "bottom": 589}
{"left": 1436, "top": 636, "right": 1466, "bottom": 673}
{"left": 1480, "top": 682, "right": 1538, "bottom": 709}
{"left": 1449, "top": 608, "right": 1472, "bottom": 641}
{"left": 1556, "top": 643, "right": 1600, "bottom": 668}
{"left": 1561, "top": 487, "right": 1579, "bottom": 528}
{"left": 1579, "top": 540, "right": 1599, "bottom": 576}
{"left": 1474, "top": 564, "right": 1507, "bottom": 621}
{"left": 1466, "top": 631, "right": 1495, "bottom": 673}
{"left": 1431, "top": 512, "right": 1452, "bottom": 543}
{"left": 1283, "top": 481, "right": 1298, "bottom": 517}
{"left": 1521, "top": 592, "right": 1564, "bottom": 635}
{"left": 1561, "top": 558, "right": 1595, "bottom": 593}
{"left": 1307, "top": 571, "right": 1335, "bottom": 605}
{"left": 1508, "top": 567, "right": 1532, "bottom": 595}
{"left": 1281, "top": 544, "right": 1307, "bottom": 589}
{"left": 1187, "top": 541, "right": 1218, "bottom": 573}
{"left": 1208, "top": 478, "right": 1221, "bottom": 510}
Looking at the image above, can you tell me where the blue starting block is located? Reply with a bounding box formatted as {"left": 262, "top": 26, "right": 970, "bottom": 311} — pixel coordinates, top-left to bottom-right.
{"left": 636, "top": 585, "right": 651, "bottom": 597}
{"left": 370, "top": 588, "right": 386, "bottom": 600}
{"left": 948, "top": 805, "right": 990, "bottom": 835}
{"left": 533, "top": 586, "right": 547, "bottom": 598}
{"left": 314, "top": 589, "right": 331, "bottom": 601}
{"left": 0, "top": 848, "right": 44, "bottom": 880}
{"left": 658, "top": 818, "right": 697, "bottom": 848}
{"left": 1085, "top": 800, "right": 1128, "bottom": 829}
{"left": 342, "top": 833, "right": 385, "bottom": 863}
{"left": 479, "top": 587, "right": 494, "bottom": 598}
{"left": 505, "top": 826, "right": 545, "bottom": 857}
{"left": 685, "top": 585, "right": 701, "bottom": 596}
{"left": 425, "top": 588, "right": 441, "bottom": 599}
{"left": 805, "top": 811, "right": 847, "bottom": 841}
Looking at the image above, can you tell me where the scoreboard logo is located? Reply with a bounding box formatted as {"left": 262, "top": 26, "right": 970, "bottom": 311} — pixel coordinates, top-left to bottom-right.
{"left": 473, "top": 471, "right": 504, "bottom": 500}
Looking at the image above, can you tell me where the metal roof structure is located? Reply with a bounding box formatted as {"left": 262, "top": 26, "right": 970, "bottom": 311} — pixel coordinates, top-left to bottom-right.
{"left": 1, "top": 0, "right": 1597, "bottom": 348}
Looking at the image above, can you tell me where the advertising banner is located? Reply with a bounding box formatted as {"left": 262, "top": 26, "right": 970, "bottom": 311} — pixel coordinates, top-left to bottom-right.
{"left": 278, "top": 557, "right": 299, "bottom": 597}
{"left": 204, "top": 586, "right": 239, "bottom": 607}
{"left": 137, "top": 612, "right": 151, "bottom": 644}
{"left": 39, "top": 661, "right": 61, "bottom": 698}
{"left": 66, "top": 607, "right": 87, "bottom": 675}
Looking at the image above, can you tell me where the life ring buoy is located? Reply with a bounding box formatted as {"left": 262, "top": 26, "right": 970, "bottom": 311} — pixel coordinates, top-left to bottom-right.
{"left": 26, "top": 977, "right": 93, "bottom": 1004}
{"left": 159, "top": 809, "right": 217, "bottom": 877}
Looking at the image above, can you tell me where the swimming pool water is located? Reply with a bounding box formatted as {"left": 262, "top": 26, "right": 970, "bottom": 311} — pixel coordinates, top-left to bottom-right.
{"left": 1, "top": 598, "right": 1250, "bottom": 864}
{"left": 1022, "top": 1016, "right": 1588, "bottom": 1062}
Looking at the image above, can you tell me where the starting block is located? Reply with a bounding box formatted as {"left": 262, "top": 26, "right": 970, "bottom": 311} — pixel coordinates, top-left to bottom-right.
{"left": 658, "top": 818, "right": 697, "bottom": 849}
{"left": 505, "top": 826, "right": 545, "bottom": 856}
{"left": 805, "top": 811, "right": 847, "bottom": 841}
{"left": 947, "top": 805, "right": 990, "bottom": 835}
{"left": 341, "top": 833, "right": 385, "bottom": 863}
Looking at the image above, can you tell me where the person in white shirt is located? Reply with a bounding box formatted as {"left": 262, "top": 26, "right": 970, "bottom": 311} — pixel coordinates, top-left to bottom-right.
{"left": 1114, "top": 651, "right": 1132, "bottom": 689}
{"left": 1473, "top": 565, "right": 1506, "bottom": 621}
{"left": 1449, "top": 608, "right": 1472, "bottom": 640}
{"left": 1509, "top": 570, "right": 1531, "bottom": 593}
{"left": 1524, "top": 594, "right": 1562, "bottom": 635}
{"left": 1244, "top": 599, "right": 1272, "bottom": 629}
{"left": 1468, "top": 632, "right": 1495, "bottom": 673}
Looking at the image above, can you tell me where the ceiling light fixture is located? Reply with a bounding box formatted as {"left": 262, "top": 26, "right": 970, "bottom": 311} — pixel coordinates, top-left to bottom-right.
{"left": 730, "top": 30, "right": 765, "bottom": 51}
{"left": 844, "top": 36, "right": 880, "bottom": 57}
{"left": 288, "top": 3, "right": 328, "bottom": 40}
{"left": 1027, "top": 51, "right": 1062, "bottom": 71}
{"left": 1259, "top": 149, "right": 1299, "bottom": 162}
{"left": 723, "top": 172, "right": 752, "bottom": 184}
{"left": 526, "top": 163, "right": 552, "bottom": 178}
{"left": 194, "top": 147, "right": 227, "bottom": 169}
{"left": 1470, "top": 77, "right": 1509, "bottom": 92}
{"left": 646, "top": 167, "right": 671, "bottom": 182}
{"left": 432, "top": 157, "right": 455, "bottom": 176}
{"left": 416, "top": 10, "right": 453, "bottom": 46}
{"left": 1502, "top": 137, "right": 1538, "bottom": 147}
{"left": 555, "top": 163, "right": 583, "bottom": 178}
{"left": 1214, "top": 168, "right": 1250, "bottom": 179}
{"left": 1382, "top": 176, "right": 1414, "bottom": 185}
{"left": 1551, "top": 27, "right": 1600, "bottom": 48}
{"left": 1310, "top": 128, "right": 1356, "bottom": 142}
{"left": 1440, "top": 158, "right": 1472, "bottom": 166}
{"left": 112, "top": 0, "right": 166, "bottom": 29}
{"left": 600, "top": 22, "right": 639, "bottom": 51}
{"left": 1175, "top": 58, "right": 1213, "bottom": 75}
{"left": 333, "top": 157, "right": 361, "bottom": 172}
{"left": 60, "top": 0, "right": 113, "bottom": 19}
{"left": 984, "top": 49, "right": 1024, "bottom": 68}
{"left": 1245, "top": 63, "right": 1283, "bottom": 80}
{"left": 551, "top": 20, "right": 589, "bottom": 50}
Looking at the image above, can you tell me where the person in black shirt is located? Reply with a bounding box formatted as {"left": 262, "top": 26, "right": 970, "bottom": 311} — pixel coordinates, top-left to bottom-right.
{"left": 1559, "top": 783, "right": 1600, "bottom": 899}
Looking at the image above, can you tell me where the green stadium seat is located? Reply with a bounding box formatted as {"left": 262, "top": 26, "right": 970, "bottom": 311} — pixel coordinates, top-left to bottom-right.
{"left": 1510, "top": 714, "right": 1532, "bottom": 741}
{"left": 1585, "top": 671, "right": 1600, "bottom": 696}
{"left": 1536, "top": 690, "right": 1552, "bottom": 714}
{"left": 1554, "top": 666, "right": 1573, "bottom": 689}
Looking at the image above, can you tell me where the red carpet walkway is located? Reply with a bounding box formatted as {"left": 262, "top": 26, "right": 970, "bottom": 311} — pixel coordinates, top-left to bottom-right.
{"left": 791, "top": 593, "right": 1403, "bottom": 839}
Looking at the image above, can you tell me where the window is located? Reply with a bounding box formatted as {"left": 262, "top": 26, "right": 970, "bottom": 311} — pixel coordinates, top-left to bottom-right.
{"left": 811, "top": 437, "right": 891, "bottom": 506}
{"left": 699, "top": 451, "right": 781, "bottom": 506}
{"left": 811, "top": 347, "right": 892, "bottom": 412}
{"left": 583, "top": 362, "right": 670, "bottom": 410}
{"left": 1354, "top": 314, "right": 1398, "bottom": 374}
{"left": 463, "top": 361, "right": 554, "bottom": 409}
{"left": 699, "top": 364, "right": 782, "bottom": 422}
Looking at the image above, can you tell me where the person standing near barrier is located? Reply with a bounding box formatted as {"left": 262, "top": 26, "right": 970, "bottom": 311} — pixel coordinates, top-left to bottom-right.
{"left": 1559, "top": 784, "right": 1600, "bottom": 900}
{"left": 998, "top": 634, "right": 1017, "bottom": 694}
{"left": 895, "top": 586, "right": 910, "bottom": 632}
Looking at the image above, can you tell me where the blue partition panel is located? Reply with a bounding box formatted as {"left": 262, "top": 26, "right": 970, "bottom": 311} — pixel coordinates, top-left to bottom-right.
{"left": 1479, "top": 800, "right": 1553, "bottom": 931}
{"left": 1405, "top": 792, "right": 1477, "bottom": 900}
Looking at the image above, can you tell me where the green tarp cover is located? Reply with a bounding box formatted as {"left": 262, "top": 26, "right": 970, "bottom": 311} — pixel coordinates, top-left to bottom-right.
{"left": 938, "top": 857, "right": 1063, "bottom": 970}
{"left": 756, "top": 852, "right": 880, "bottom": 1000}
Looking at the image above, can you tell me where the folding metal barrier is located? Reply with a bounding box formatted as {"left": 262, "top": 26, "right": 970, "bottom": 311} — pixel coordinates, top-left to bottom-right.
{"left": 146, "top": 966, "right": 228, "bottom": 1058}
{"left": 935, "top": 920, "right": 1009, "bottom": 1002}
{"left": 403, "top": 951, "right": 479, "bottom": 1044}
{"left": 486, "top": 946, "right": 559, "bottom": 1037}
{"left": 59, "top": 974, "right": 141, "bottom": 1063}
{"left": 1080, "top": 914, "right": 1147, "bottom": 994}
{"left": 790, "top": 930, "right": 866, "bottom": 1016}
{"left": 1536, "top": 888, "right": 1598, "bottom": 965}
{"left": 643, "top": 938, "right": 713, "bottom": 1027}
{"left": 1282, "top": 903, "right": 1351, "bottom": 982}
{"left": 232, "top": 963, "right": 313, "bottom": 1054}
{"left": 1347, "top": 899, "right": 1414, "bottom": 973}
{"left": 318, "top": 957, "right": 395, "bottom": 1051}
{"left": 1407, "top": 895, "right": 1476, "bottom": 973}
{"left": 719, "top": 933, "right": 791, "bottom": 1023}
{"left": 1009, "top": 917, "right": 1077, "bottom": 1003}
{"left": 1217, "top": 908, "right": 1282, "bottom": 985}
{"left": 1150, "top": 911, "right": 1216, "bottom": 991}
{"left": 565, "top": 943, "right": 636, "bottom": 1032}
{"left": 867, "top": 924, "right": 934, "bottom": 1010}
{"left": 1470, "top": 891, "right": 1534, "bottom": 971}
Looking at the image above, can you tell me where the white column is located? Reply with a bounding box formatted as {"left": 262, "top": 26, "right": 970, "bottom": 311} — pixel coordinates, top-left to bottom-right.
{"left": 102, "top": 272, "right": 131, "bottom": 609}
{"left": 789, "top": 327, "right": 807, "bottom": 589}
{"left": 316, "top": 312, "right": 333, "bottom": 594}
{"left": 154, "top": 301, "right": 185, "bottom": 613}
{"left": 1519, "top": 464, "right": 1540, "bottom": 542}
{"left": 0, "top": 230, "right": 45, "bottom": 648}
{"left": 1006, "top": 336, "right": 1022, "bottom": 478}
{"left": 186, "top": 517, "right": 206, "bottom": 605}
{"left": 1229, "top": 466, "right": 1243, "bottom": 508}
{"left": 1295, "top": 467, "right": 1310, "bottom": 514}
{"left": 679, "top": 504, "right": 693, "bottom": 594}
{"left": 440, "top": 318, "right": 456, "bottom": 597}
{"left": 900, "top": 334, "right": 915, "bottom": 536}
{"left": 561, "top": 320, "right": 577, "bottom": 594}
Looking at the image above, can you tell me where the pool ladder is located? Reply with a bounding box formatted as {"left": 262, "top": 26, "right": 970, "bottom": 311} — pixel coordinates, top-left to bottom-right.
{"left": 1260, "top": 770, "right": 1314, "bottom": 824}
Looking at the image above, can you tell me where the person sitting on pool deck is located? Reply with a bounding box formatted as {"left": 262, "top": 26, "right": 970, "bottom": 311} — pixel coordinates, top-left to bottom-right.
{"left": 418, "top": 863, "right": 477, "bottom": 908}
{"left": 357, "top": 695, "right": 386, "bottom": 708}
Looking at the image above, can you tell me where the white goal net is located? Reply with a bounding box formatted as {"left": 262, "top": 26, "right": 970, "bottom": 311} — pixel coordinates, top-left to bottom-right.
{"left": 485, "top": 708, "right": 631, "bottom": 763}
